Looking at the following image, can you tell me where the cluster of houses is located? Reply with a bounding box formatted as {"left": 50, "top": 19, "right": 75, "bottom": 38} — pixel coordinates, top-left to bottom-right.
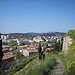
{"left": 1, "top": 34, "right": 62, "bottom": 71}
{"left": 2, "top": 35, "right": 61, "bottom": 45}
{"left": 43, "top": 36, "right": 61, "bottom": 43}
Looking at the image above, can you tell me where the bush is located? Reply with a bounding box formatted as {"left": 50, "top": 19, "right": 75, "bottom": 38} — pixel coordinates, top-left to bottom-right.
{"left": 27, "top": 53, "right": 56, "bottom": 75}
{"left": 14, "top": 56, "right": 37, "bottom": 72}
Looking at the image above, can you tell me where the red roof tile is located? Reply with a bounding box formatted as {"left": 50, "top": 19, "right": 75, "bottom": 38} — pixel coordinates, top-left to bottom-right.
{"left": 28, "top": 46, "right": 38, "bottom": 48}
{"left": 2, "top": 53, "right": 14, "bottom": 60}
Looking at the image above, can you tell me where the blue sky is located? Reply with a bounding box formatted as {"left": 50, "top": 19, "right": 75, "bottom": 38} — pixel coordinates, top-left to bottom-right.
{"left": 0, "top": 0, "right": 75, "bottom": 33}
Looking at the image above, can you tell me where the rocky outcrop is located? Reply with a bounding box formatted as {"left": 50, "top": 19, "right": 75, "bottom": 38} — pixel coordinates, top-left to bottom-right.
{"left": 62, "top": 36, "right": 73, "bottom": 52}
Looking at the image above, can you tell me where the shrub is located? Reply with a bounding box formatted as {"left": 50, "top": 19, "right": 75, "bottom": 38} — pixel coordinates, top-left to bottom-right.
{"left": 27, "top": 53, "right": 56, "bottom": 75}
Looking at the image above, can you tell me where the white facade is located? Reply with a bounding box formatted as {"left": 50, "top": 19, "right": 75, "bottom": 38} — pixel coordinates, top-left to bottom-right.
{"left": 33, "top": 36, "right": 43, "bottom": 42}
{"left": 23, "top": 49, "right": 29, "bottom": 57}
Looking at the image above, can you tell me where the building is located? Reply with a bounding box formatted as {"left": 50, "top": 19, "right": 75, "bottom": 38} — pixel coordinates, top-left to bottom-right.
{"left": 33, "top": 36, "right": 43, "bottom": 42}
{"left": 2, "top": 45, "right": 10, "bottom": 50}
{"left": 23, "top": 49, "right": 38, "bottom": 57}
{"left": 27, "top": 46, "right": 38, "bottom": 50}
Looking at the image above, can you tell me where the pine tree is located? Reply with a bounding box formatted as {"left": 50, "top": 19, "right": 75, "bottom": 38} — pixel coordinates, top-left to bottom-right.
{"left": 38, "top": 42, "right": 42, "bottom": 60}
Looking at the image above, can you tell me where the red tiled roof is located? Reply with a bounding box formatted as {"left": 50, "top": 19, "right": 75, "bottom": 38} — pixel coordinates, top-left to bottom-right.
{"left": 15, "top": 49, "right": 19, "bottom": 52}
{"left": 28, "top": 46, "right": 38, "bottom": 48}
{"left": 3, "top": 46, "right": 10, "bottom": 48}
{"left": 2, "top": 49, "right": 9, "bottom": 51}
{"left": 7, "top": 39, "right": 13, "bottom": 41}
{"left": 27, "top": 49, "right": 38, "bottom": 53}
{"left": 2, "top": 53, "right": 14, "bottom": 60}
{"left": 43, "top": 46, "right": 47, "bottom": 47}
{"left": 27, "top": 49, "right": 43, "bottom": 53}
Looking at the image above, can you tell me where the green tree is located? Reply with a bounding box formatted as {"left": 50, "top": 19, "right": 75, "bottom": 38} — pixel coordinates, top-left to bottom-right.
{"left": 38, "top": 42, "right": 42, "bottom": 60}
{"left": 2, "top": 42, "right": 8, "bottom": 45}
{"left": 60, "top": 37, "right": 63, "bottom": 50}
{"left": 16, "top": 52, "right": 21, "bottom": 59}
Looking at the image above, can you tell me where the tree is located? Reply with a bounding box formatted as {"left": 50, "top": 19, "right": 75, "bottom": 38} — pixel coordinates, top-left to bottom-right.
{"left": 2, "top": 42, "right": 8, "bottom": 45}
{"left": 60, "top": 37, "right": 63, "bottom": 50}
{"left": 38, "top": 42, "right": 42, "bottom": 60}
{"left": 46, "top": 43, "right": 48, "bottom": 48}
{"left": 20, "top": 42, "right": 25, "bottom": 45}
{"left": 16, "top": 52, "right": 21, "bottom": 59}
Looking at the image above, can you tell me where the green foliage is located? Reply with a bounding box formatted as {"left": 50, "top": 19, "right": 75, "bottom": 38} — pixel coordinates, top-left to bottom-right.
{"left": 15, "top": 56, "right": 37, "bottom": 72}
{"left": 38, "top": 42, "right": 42, "bottom": 60}
{"left": 7, "top": 56, "right": 37, "bottom": 75}
{"left": 53, "top": 41, "right": 62, "bottom": 52}
{"left": 62, "top": 44, "right": 75, "bottom": 75}
{"left": 61, "top": 29, "right": 75, "bottom": 75}
{"left": 20, "top": 47, "right": 27, "bottom": 49}
{"left": 14, "top": 53, "right": 56, "bottom": 75}
{"left": 20, "top": 42, "right": 25, "bottom": 45}
{"left": 16, "top": 52, "right": 21, "bottom": 59}
{"left": 12, "top": 46, "right": 17, "bottom": 51}
{"left": 2, "top": 42, "right": 8, "bottom": 45}
{"left": 8, "top": 42, "right": 17, "bottom": 47}
{"left": 66, "top": 29, "right": 75, "bottom": 40}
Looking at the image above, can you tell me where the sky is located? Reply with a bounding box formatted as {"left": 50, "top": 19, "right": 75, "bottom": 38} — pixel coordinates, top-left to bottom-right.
{"left": 0, "top": 0, "right": 75, "bottom": 34}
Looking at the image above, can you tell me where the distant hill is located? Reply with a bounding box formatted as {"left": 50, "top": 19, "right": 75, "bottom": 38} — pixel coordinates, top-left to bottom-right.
{"left": 2, "top": 32, "right": 66, "bottom": 35}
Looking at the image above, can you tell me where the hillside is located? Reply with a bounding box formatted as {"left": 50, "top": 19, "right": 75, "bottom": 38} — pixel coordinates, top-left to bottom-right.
{"left": 61, "top": 29, "right": 75, "bottom": 75}
{"left": 66, "top": 29, "right": 75, "bottom": 40}
{"left": 12, "top": 29, "right": 75, "bottom": 75}
{"left": 13, "top": 53, "right": 56, "bottom": 75}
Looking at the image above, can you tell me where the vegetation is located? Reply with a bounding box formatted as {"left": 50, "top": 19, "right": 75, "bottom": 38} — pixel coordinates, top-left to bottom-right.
{"left": 13, "top": 53, "right": 56, "bottom": 75}
{"left": 20, "top": 42, "right": 26, "bottom": 45}
{"left": 8, "top": 42, "right": 17, "bottom": 47}
{"left": 6, "top": 56, "right": 37, "bottom": 75}
{"left": 66, "top": 29, "right": 75, "bottom": 40}
{"left": 38, "top": 42, "right": 45, "bottom": 60}
{"left": 52, "top": 40, "right": 63, "bottom": 52}
{"left": 12, "top": 46, "right": 17, "bottom": 51}
{"left": 2, "top": 42, "right": 8, "bottom": 45}
{"left": 60, "top": 29, "right": 75, "bottom": 75}
{"left": 38, "top": 42, "right": 42, "bottom": 60}
{"left": 16, "top": 52, "right": 21, "bottom": 59}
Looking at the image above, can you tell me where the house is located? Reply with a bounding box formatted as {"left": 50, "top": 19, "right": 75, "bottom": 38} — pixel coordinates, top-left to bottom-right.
{"left": 23, "top": 49, "right": 38, "bottom": 57}
{"left": 2, "top": 49, "right": 10, "bottom": 53}
{"left": 2, "top": 45, "right": 10, "bottom": 53}
{"left": 1, "top": 52, "right": 16, "bottom": 70}
{"left": 27, "top": 46, "right": 38, "bottom": 50}
{"left": 42, "top": 46, "right": 47, "bottom": 50}
{"left": 17, "top": 39, "right": 30, "bottom": 45}
{"left": 2, "top": 52, "right": 15, "bottom": 61}
{"left": 33, "top": 36, "right": 43, "bottom": 42}
{"left": 2, "top": 45, "right": 10, "bottom": 50}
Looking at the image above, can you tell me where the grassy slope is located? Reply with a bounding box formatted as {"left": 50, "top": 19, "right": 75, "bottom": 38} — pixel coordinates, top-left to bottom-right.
{"left": 13, "top": 52, "right": 56, "bottom": 75}
{"left": 51, "top": 57, "right": 65, "bottom": 75}
{"left": 14, "top": 29, "right": 75, "bottom": 75}
{"left": 66, "top": 29, "right": 75, "bottom": 40}
{"left": 61, "top": 29, "right": 75, "bottom": 75}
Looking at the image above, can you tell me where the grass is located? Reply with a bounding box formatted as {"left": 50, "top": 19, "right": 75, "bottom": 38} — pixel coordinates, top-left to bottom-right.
{"left": 6, "top": 55, "right": 37, "bottom": 75}
{"left": 13, "top": 52, "right": 56, "bottom": 75}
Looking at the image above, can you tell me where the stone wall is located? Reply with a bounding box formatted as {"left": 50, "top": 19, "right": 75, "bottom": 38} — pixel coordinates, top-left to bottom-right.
{"left": 62, "top": 36, "right": 73, "bottom": 52}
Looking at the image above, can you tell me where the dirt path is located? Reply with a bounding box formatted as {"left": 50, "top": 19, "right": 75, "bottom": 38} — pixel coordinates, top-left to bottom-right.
{"left": 50, "top": 57, "right": 65, "bottom": 75}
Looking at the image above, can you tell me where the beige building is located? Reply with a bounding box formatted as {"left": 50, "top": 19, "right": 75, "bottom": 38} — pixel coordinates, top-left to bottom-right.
{"left": 33, "top": 36, "right": 43, "bottom": 42}
{"left": 23, "top": 49, "right": 38, "bottom": 57}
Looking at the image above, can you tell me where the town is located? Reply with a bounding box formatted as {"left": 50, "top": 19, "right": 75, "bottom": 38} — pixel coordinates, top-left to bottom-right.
{"left": 0, "top": 32, "right": 65, "bottom": 74}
